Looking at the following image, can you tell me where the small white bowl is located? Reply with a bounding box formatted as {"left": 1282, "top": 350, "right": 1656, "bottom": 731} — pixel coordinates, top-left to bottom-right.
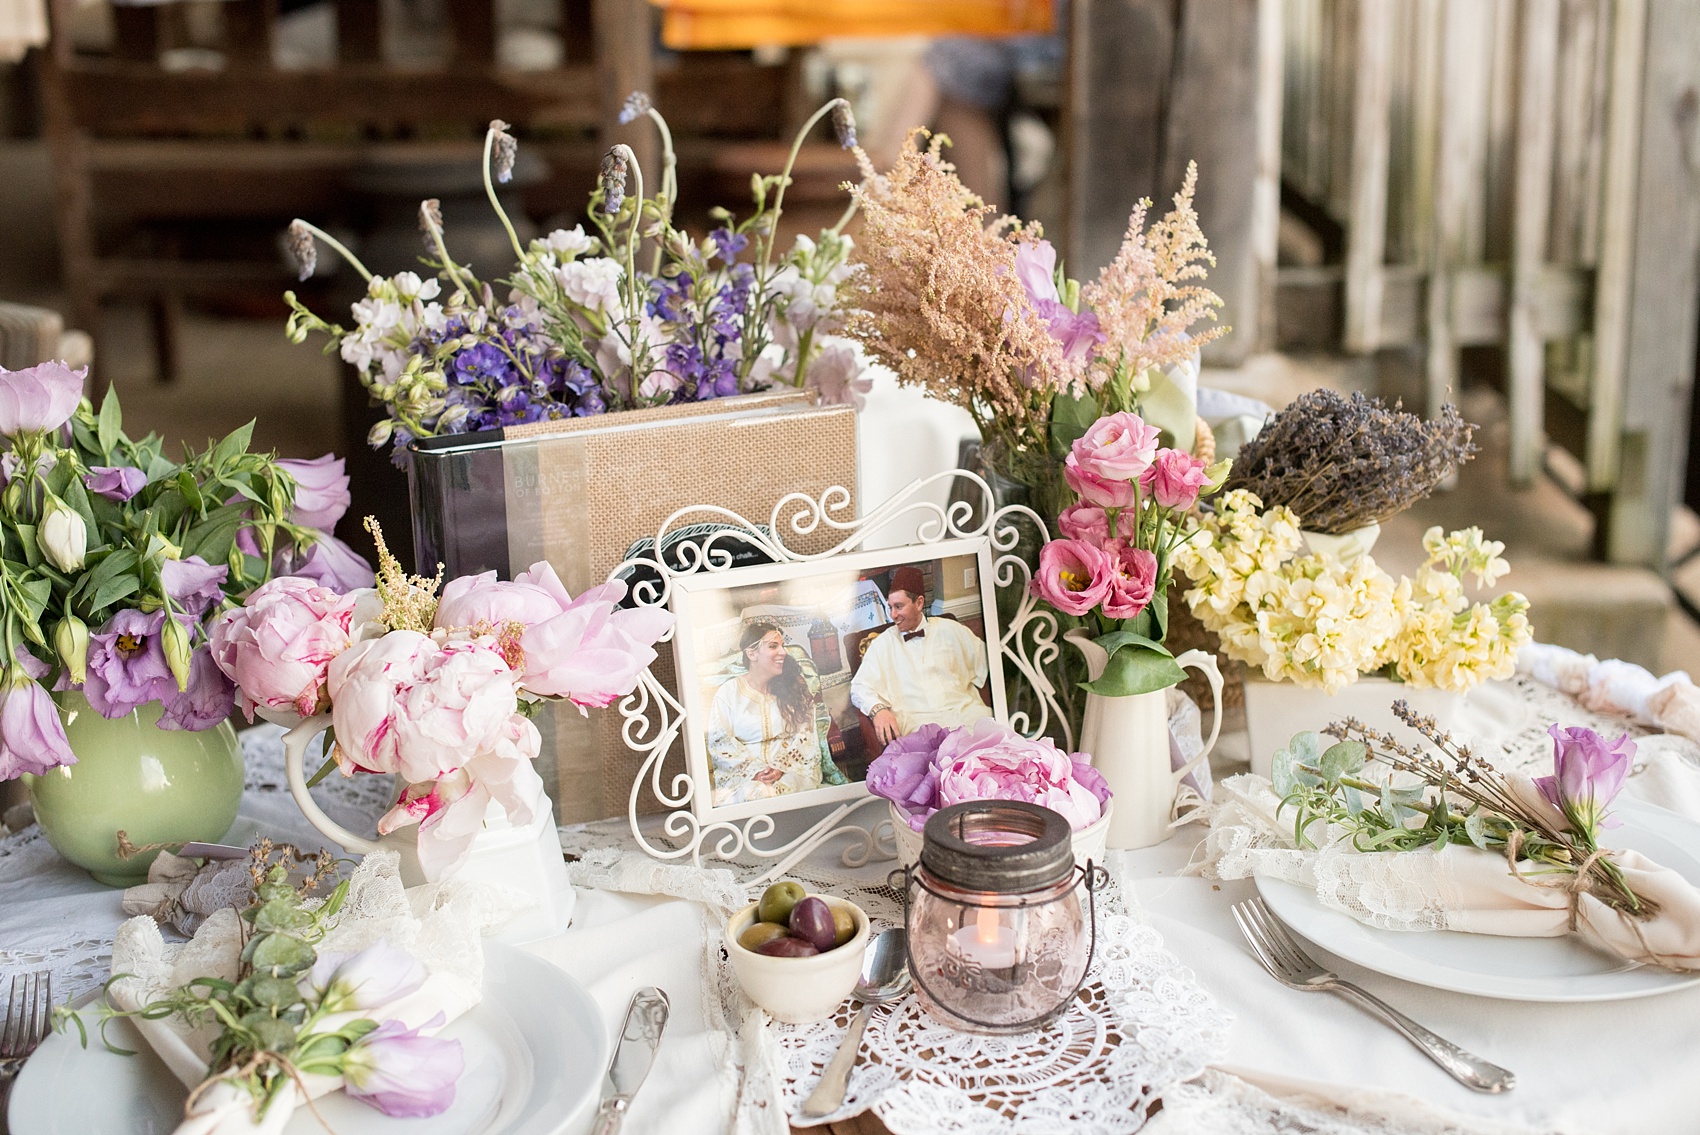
{"left": 888, "top": 798, "right": 1114, "bottom": 872}
{"left": 724, "top": 895, "right": 870, "bottom": 1024}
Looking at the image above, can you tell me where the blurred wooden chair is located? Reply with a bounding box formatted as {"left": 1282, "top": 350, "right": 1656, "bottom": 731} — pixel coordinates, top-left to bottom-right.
{"left": 34, "top": 0, "right": 662, "bottom": 383}
{"left": 0, "top": 300, "right": 93, "bottom": 369}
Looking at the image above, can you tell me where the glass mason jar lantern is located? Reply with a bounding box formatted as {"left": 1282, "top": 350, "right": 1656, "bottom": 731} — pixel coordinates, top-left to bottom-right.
{"left": 896, "top": 800, "right": 1106, "bottom": 1034}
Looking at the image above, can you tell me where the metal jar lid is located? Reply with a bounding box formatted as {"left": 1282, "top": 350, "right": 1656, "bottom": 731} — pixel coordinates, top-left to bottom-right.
{"left": 920, "top": 801, "right": 1074, "bottom": 894}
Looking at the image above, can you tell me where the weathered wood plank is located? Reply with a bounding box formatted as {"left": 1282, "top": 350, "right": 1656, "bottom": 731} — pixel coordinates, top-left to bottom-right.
{"left": 1252, "top": 0, "right": 1284, "bottom": 352}
{"left": 1587, "top": 0, "right": 1649, "bottom": 492}
{"left": 1509, "top": 0, "right": 1562, "bottom": 485}
{"left": 1602, "top": 0, "right": 1700, "bottom": 566}
{"left": 1342, "top": 0, "right": 1392, "bottom": 353}
{"left": 593, "top": 0, "right": 657, "bottom": 174}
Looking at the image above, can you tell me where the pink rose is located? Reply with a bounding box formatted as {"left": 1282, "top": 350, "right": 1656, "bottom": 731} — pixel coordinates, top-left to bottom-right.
{"left": 1139, "top": 448, "right": 1210, "bottom": 511}
{"left": 518, "top": 577, "right": 673, "bottom": 707}
{"left": 1070, "top": 411, "right": 1160, "bottom": 482}
{"left": 1063, "top": 453, "right": 1136, "bottom": 509}
{"left": 1102, "top": 541, "right": 1158, "bottom": 619}
{"left": 934, "top": 718, "right": 1106, "bottom": 830}
{"left": 1057, "top": 502, "right": 1111, "bottom": 546}
{"left": 210, "top": 576, "right": 364, "bottom": 720}
{"left": 329, "top": 633, "right": 521, "bottom": 784}
{"left": 1033, "top": 538, "right": 1113, "bottom": 617}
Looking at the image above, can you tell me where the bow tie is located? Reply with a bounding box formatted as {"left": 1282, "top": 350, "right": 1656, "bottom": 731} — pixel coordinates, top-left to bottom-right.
{"left": 902, "top": 629, "right": 925, "bottom": 642}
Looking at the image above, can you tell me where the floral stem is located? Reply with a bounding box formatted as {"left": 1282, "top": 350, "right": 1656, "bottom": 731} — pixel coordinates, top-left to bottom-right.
{"left": 288, "top": 220, "right": 373, "bottom": 283}
{"left": 481, "top": 129, "right": 526, "bottom": 263}
{"left": 759, "top": 99, "right": 850, "bottom": 288}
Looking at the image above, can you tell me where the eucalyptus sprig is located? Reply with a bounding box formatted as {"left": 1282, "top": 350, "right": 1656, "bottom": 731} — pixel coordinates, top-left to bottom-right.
{"left": 1274, "top": 701, "right": 1654, "bottom": 919}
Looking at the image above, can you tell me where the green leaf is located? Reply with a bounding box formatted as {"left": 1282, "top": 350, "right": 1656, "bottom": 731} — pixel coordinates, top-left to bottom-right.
{"left": 252, "top": 897, "right": 311, "bottom": 935}
{"left": 1464, "top": 810, "right": 1491, "bottom": 849}
{"left": 88, "top": 574, "right": 140, "bottom": 612}
{"left": 1092, "top": 629, "right": 1173, "bottom": 661}
{"left": 14, "top": 523, "right": 40, "bottom": 568}
{"left": 1318, "top": 740, "right": 1366, "bottom": 784}
{"left": 97, "top": 387, "right": 122, "bottom": 455}
{"left": 238, "top": 975, "right": 304, "bottom": 1011}
{"left": 209, "top": 421, "right": 256, "bottom": 468}
{"left": 249, "top": 932, "right": 316, "bottom": 977}
{"left": 1081, "top": 644, "right": 1187, "bottom": 697}
{"left": 181, "top": 508, "right": 244, "bottom": 567}
{"left": 1048, "top": 391, "right": 1102, "bottom": 459}
{"left": 237, "top": 1010, "right": 298, "bottom": 1054}
{"left": 1272, "top": 732, "right": 1326, "bottom": 795}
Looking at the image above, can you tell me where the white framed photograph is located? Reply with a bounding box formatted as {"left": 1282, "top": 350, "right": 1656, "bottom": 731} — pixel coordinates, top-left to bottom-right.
{"left": 669, "top": 537, "right": 1008, "bottom": 825}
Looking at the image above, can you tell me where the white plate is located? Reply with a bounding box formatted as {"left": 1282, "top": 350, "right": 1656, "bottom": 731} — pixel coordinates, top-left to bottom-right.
{"left": 7, "top": 942, "right": 608, "bottom": 1134}
{"left": 1256, "top": 799, "right": 1700, "bottom": 1002}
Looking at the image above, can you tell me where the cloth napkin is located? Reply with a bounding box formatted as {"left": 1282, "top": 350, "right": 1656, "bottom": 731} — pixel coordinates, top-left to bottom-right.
{"left": 1200, "top": 773, "right": 1700, "bottom": 971}
{"left": 105, "top": 850, "right": 516, "bottom": 1134}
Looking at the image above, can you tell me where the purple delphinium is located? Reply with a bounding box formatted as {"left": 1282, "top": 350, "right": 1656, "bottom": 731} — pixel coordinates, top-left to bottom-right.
{"left": 83, "top": 609, "right": 180, "bottom": 718}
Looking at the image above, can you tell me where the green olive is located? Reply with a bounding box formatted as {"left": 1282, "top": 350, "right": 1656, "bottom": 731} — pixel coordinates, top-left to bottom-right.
{"left": 738, "top": 921, "right": 793, "bottom": 952}
{"left": 757, "top": 881, "right": 806, "bottom": 925}
{"left": 830, "top": 905, "right": 857, "bottom": 947}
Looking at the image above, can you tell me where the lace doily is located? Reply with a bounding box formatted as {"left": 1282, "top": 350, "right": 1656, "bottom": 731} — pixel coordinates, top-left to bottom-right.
{"left": 558, "top": 827, "right": 1232, "bottom": 1135}
{"left": 0, "top": 724, "right": 396, "bottom": 1005}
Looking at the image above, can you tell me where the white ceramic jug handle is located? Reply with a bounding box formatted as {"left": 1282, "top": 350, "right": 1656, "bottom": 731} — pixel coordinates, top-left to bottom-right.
{"left": 1168, "top": 649, "right": 1224, "bottom": 786}
{"left": 282, "top": 713, "right": 381, "bottom": 855}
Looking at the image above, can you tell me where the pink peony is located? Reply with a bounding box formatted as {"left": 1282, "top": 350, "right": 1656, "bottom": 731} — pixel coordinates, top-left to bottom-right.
{"left": 328, "top": 633, "right": 521, "bottom": 784}
{"left": 517, "top": 576, "right": 673, "bottom": 707}
{"left": 210, "top": 577, "right": 365, "bottom": 720}
{"left": 0, "top": 361, "right": 84, "bottom": 437}
{"left": 1139, "top": 448, "right": 1210, "bottom": 511}
{"left": 435, "top": 566, "right": 569, "bottom": 632}
{"left": 1070, "top": 411, "right": 1160, "bottom": 483}
{"left": 1063, "top": 452, "right": 1136, "bottom": 509}
{"left": 1102, "top": 542, "right": 1158, "bottom": 620}
{"left": 1032, "top": 538, "right": 1114, "bottom": 617}
{"left": 1057, "top": 502, "right": 1111, "bottom": 546}
{"left": 934, "top": 718, "right": 1108, "bottom": 830}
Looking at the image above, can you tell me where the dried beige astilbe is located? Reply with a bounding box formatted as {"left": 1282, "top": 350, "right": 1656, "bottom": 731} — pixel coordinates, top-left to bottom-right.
{"left": 1080, "top": 161, "right": 1228, "bottom": 391}
{"left": 843, "top": 131, "right": 1060, "bottom": 434}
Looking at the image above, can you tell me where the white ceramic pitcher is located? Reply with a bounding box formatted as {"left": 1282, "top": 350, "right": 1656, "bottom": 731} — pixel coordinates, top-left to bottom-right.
{"left": 280, "top": 713, "right": 575, "bottom": 940}
{"left": 1064, "top": 630, "right": 1223, "bottom": 850}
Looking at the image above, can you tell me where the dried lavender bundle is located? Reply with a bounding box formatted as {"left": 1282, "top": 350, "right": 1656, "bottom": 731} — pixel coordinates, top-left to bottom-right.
{"left": 1225, "top": 390, "right": 1476, "bottom": 534}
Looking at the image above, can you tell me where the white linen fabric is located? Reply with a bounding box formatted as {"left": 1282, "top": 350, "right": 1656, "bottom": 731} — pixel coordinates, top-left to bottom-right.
{"left": 849, "top": 615, "right": 995, "bottom": 735}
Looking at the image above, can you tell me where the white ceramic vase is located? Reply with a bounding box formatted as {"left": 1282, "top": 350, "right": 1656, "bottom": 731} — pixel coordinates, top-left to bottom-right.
{"left": 1240, "top": 676, "right": 1463, "bottom": 779}
{"left": 280, "top": 714, "right": 575, "bottom": 942}
{"left": 1064, "top": 631, "right": 1224, "bottom": 850}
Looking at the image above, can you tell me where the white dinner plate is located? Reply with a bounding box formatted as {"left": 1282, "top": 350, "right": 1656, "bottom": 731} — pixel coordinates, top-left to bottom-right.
{"left": 7, "top": 942, "right": 608, "bottom": 1134}
{"left": 1256, "top": 799, "right": 1700, "bottom": 1002}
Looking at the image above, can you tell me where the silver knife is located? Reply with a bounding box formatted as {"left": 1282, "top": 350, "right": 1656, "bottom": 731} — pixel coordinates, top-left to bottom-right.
{"left": 592, "top": 987, "right": 670, "bottom": 1135}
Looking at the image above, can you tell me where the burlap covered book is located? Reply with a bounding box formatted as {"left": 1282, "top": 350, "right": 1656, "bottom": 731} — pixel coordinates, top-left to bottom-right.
{"left": 409, "top": 391, "right": 858, "bottom": 821}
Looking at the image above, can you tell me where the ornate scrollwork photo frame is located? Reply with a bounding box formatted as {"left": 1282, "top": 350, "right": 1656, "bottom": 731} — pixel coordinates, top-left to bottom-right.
{"left": 608, "top": 471, "right": 1067, "bottom": 878}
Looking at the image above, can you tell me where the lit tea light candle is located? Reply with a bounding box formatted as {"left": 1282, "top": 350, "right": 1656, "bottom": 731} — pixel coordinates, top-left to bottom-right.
{"left": 951, "top": 906, "right": 1018, "bottom": 969}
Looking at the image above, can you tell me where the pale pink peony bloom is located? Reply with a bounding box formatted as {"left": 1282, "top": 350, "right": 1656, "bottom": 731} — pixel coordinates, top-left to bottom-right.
{"left": 328, "top": 633, "right": 521, "bottom": 784}
{"left": 1063, "top": 452, "right": 1136, "bottom": 509}
{"left": 1102, "top": 541, "right": 1158, "bottom": 619}
{"left": 517, "top": 577, "right": 673, "bottom": 708}
{"left": 1138, "top": 448, "right": 1210, "bottom": 511}
{"left": 210, "top": 577, "right": 364, "bottom": 720}
{"left": 1057, "top": 502, "right": 1111, "bottom": 546}
{"left": 934, "top": 718, "right": 1108, "bottom": 830}
{"left": 1069, "top": 411, "right": 1160, "bottom": 483}
{"left": 1032, "top": 538, "right": 1114, "bottom": 616}
{"left": 434, "top": 567, "right": 568, "bottom": 632}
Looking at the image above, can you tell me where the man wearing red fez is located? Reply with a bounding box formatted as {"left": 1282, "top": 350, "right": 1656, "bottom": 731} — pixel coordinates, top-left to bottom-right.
{"left": 850, "top": 565, "right": 993, "bottom": 745}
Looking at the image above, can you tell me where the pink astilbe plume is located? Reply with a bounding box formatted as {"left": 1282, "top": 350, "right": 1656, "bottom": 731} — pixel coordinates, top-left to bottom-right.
{"left": 843, "top": 131, "right": 1062, "bottom": 435}
{"left": 1080, "top": 161, "right": 1228, "bottom": 392}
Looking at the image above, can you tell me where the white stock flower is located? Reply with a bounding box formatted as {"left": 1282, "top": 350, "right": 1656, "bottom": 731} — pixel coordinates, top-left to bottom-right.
{"left": 555, "top": 257, "right": 624, "bottom": 314}
{"left": 543, "top": 226, "right": 595, "bottom": 259}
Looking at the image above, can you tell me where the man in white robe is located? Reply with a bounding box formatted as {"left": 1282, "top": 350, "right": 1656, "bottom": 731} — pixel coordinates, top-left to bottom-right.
{"left": 850, "top": 566, "right": 994, "bottom": 745}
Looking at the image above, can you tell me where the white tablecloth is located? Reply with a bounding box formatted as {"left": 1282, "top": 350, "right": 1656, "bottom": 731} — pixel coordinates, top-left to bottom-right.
{"left": 8, "top": 673, "right": 1700, "bottom": 1135}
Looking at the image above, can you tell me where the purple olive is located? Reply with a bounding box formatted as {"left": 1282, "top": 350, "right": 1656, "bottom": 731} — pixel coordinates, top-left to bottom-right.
{"left": 738, "top": 921, "right": 792, "bottom": 952}
{"left": 755, "top": 935, "right": 820, "bottom": 958}
{"left": 788, "top": 896, "right": 838, "bottom": 952}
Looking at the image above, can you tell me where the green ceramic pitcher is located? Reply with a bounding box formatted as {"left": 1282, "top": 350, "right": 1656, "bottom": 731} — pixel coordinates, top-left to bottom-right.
{"left": 22, "top": 691, "right": 244, "bottom": 886}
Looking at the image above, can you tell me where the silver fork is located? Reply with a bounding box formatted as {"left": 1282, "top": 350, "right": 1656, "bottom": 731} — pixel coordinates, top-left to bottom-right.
{"left": 1232, "top": 899, "right": 1515, "bottom": 1094}
{"left": 0, "top": 971, "right": 53, "bottom": 1107}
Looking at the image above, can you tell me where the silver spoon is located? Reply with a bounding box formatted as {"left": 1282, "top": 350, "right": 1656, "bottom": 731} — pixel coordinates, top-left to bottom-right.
{"left": 799, "top": 928, "right": 911, "bottom": 1118}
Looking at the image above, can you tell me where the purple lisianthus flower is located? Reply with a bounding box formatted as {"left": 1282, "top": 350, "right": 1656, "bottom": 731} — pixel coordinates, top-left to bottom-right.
{"left": 0, "top": 360, "right": 84, "bottom": 437}
{"left": 274, "top": 532, "right": 376, "bottom": 593}
{"left": 342, "top": 1014, "right": 464, "bottom": 1119}
{"left": 866, "top": 723, "right": 949, "bottom": 831}
{"left": 1014, "top": 238, "right": 1063, "bottom": 306}
{"left": 85, "top": 465, "right": 147, "bottom": 502}
{"left": 1013, "top": 238, "right": 1105, "bottom": 363}
{"left": 161, "top": 555, "right": 229, "bottom": 620}
{"left": 0, "top": 671, "right": 75, "bottom": 777}
{"left": 1534, "top": 724, "right": 1634, "bottom": 834}
{"left": 306, "top": 941, "right": 427, "bottom": 1013}
{"left": 83, "top": 609, "right": 179, "bottom": 718}
{"left": 156, "top": 646, "right": 235, "bottom": 731}
{"left": 279, "top": 454, "right": 353, "bottom": 530}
